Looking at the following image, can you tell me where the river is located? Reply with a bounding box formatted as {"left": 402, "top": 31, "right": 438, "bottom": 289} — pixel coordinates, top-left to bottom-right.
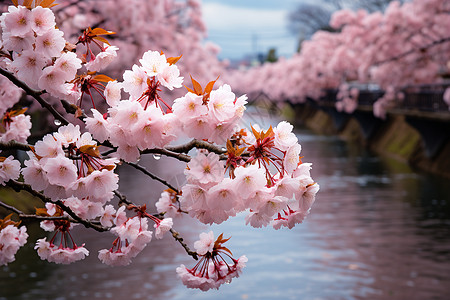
{"left": 1, "top": 111, "right": 450, "bottom": 300}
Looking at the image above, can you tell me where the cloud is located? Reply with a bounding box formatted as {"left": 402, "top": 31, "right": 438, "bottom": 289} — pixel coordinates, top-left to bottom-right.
{"left": 202, "top": 3, "right": 287, "bottom": 32}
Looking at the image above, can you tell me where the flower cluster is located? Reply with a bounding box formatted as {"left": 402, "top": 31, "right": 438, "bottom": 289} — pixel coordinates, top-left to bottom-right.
{"left": 0, "top": 1, "right": 320, "bottom": 291}
{"left": 174, "top": 121, "right": 319, "bottom": 229}
{"left": 224, "top": 0, "right": 450, "bottom": 115}
{"left": 22, "top": 123, "right": 119, "bottom": 202}
{"left": 84, "top": 50, "right": 185, "bottom": 162}
{"left": 1, "top": 108, "right": 31, "bottom": 143}
{"left": 176, "top": 231, "right": 247, "bottom": 291}
{"left": 34, "top": 203, "right": 89, "bottom": 264}
{"left": 1, "top": 4, "right": 81, "bottom": 100}
{"left": 0, "top": 155, "right": 21, "bottom": 185}
{"left": 0, "top": 74, "right": 22, "bottom": 117}
{"left": 172, "top": 78, "right": 247, "bottom": 144}
{"left": 0, "top": 214, "right": 28, "bottom": 266}
{"left": 98, "top": 205, "right": 173, "bottom": 266}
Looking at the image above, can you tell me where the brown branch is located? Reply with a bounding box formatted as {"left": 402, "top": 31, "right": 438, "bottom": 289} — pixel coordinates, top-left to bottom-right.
{"left": 126, "top": 162, "right": 180, "bottom": 194}
{"left": 170, "top": 229, "right": 198, "bottom": 260}
{"left": 5, "top": 179, "right": 108, "bottom": 232}
{"left": 165, "top": 139, "right": 226, "bottom": 155}
{"left": 0, "top": 68, "right": 70, "bottom": 126}
{"left": 140, "top": 148, "right": 191, "bottom": 162}
{"left": 113, "top": 190, "right": 132, "bottom": 206}
{"left": 375, "top": 36, "right": 450, "bottom": 65}
{"left": 0, "top": 201, "right": 74, "bottom": 221}
{"left": 0, "top": 140, "right": 32, "bottom": 152}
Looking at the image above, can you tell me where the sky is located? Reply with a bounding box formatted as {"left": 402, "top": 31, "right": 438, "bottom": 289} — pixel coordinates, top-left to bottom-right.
{"left": 201, "top": 0, "right": 308, "bottom": 60}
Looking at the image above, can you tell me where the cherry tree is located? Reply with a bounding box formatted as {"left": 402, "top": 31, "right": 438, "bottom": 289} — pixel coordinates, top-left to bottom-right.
{"left": 225, "top": 0, "right": 450, "bottom": 118}
{"left": 0, "top": 0, "right": 318, "bottom": 291}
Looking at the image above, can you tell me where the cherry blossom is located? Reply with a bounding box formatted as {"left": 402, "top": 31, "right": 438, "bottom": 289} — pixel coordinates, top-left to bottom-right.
{"left": 0, "top": 217, "right": 28, "bottom": 266}
{"left": 0, "top": 1, "right": 319, "bottom": 291}
{"left": 177, "top": 232, "right": 248, "bottom": 291}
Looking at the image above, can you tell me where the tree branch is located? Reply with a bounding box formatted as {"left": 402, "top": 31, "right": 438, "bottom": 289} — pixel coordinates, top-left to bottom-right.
{"left": 165, "top": 139, "right": 226, "bottom": 155}
{"left": 170, "top": 229, "right": 198, "bottom": 260}
{"left": 113, "top": 189, "right": 132, "bottom": 206}
{"left": 0, "top": 68, "right": 70, "bottom": 126}
{"left": 0, "top": 140, "right": 32, "bottom": 152}
{"left": 5, "top": 179, "right": 108, "bottom": 232}
{"left": 375, "top": 36, "right": 450, "bottom": 65}
{"left": 140, "top": 148, "right": 191, "bottom": 162}
{"left": 126, "top": 162, "right": 180, "bottom": 193}
{"left": 0, "top": 201, "right": 74, "bottom": 221}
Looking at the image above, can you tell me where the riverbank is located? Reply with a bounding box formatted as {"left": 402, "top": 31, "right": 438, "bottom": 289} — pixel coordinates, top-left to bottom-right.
{"left": 289, "top": 104, "right": 450, "bottom": 178}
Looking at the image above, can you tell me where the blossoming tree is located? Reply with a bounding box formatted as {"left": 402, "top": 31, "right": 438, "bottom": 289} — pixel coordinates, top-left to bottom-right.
{"left": 0, "top": 0, "right": 319, "bottom": 291}
{"left": 225, "top": 0, "right": 450, "bottom": 118}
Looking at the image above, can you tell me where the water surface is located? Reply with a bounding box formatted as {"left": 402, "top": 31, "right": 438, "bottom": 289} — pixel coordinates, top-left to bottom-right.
{"left": 1, "top": 113, "right": 450, "bottom": 300}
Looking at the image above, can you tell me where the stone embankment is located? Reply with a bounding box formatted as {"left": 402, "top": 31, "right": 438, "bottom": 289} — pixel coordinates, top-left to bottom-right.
{"left": 291, "top": 103, "right": 450, "bottom": 178}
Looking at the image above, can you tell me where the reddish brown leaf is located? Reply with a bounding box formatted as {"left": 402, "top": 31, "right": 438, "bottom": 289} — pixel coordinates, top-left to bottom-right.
{"left": 204, "top": 75, "right": 220, "bottom": 94}
{"left": 35, "top": 207, "right": 50, "bottom": 216}
{"left": 90, "top": 28, "right": 116, "bottom": 36}
{"left": 93, "top": 74, "right": 115, "bottom": 83}
{"left": 23, "top": 0, "right": 33, "bottom": 8}
{"left": 219, "top": 246, "right": 233, "bottom": 256}
{"left": 184, "top": 86, "right": 195, "bottom": 94}
{"left": 93, "top": 36, "right": 111, "bottom": 46}
{"left": 190, "top": 75, "right": 203, "bottom": 95}
{"left": 38, "top": 0, "right": 58, "bottom": 8}
{"left": 251, "top": 125, "right": 261, "bottom": 140}
{"left": 167, "top": 55, "right": 182, "bottom": 65}
{"left": 79, "top": 145, "right": 100, "bottom": 158}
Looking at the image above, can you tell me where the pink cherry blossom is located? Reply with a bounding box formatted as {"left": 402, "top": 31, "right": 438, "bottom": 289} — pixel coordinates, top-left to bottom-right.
{"left": 0, "top": 224, "right": 28, "bottom": 266}
{"left": 85, "top": 44, "right": 119, "bottom": 72}
{"left": 1, "top": 5, "right": 32, "bottom": 37}
{"left": 30, "top": 6, "right": 56, "bottom": 36}
{"left": 0, "top": 155, "right": 21, "bottom": 185}
{"left": 185, "top": 151, "right": 224, "bottom": 185}
{"left": 34, "top": 28, "right": 65, "bottom": 58}
{"left": 139, "top": 50, "right": 169, "bottom": 77}
{"left": 35, "top": 238, "right": 89, "bottom": 264}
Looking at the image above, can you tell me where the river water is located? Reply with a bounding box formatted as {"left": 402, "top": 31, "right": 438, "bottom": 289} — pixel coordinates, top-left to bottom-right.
{"left": 1, "top": 112, "right": 450, "bottom": 300}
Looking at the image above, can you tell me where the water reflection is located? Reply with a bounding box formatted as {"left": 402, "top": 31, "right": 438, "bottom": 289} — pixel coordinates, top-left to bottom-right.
{"left": 1, "top": 115, "right": 450, "bottom": 300}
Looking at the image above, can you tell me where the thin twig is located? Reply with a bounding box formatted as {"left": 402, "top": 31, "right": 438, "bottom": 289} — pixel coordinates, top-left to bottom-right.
{"left": 375, "top": 36, "right": 450, "bottom": 65}
{"left": 0, "top": 140, "right": 32, "bottom": 152}
{"left": 170, "top": 229, "right": 198, "bottom": 260}
{"left": 166, "top": 139, "right": 226, "bottom": 155}
{"left": 126, "top": 162, "right": 179, "bottom": 193}
{"left": 0, "top": 200, "right": 73, "bottom": 221}
{"left": 0, "top": 68, "right": 70, "bottom": 126}
{"left": 5, "top": 180, "right": 108, "bottom": 232}
{"left": 113, "top": 189, "right": 132, "bottom": 206}
{"left": 140, "top": 148, "right": 191, "bottom": 162}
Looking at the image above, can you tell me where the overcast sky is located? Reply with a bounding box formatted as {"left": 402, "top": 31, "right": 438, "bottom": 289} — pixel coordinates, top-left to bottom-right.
{"left": 201, "top": 0, "right": 306, "bottom": 60}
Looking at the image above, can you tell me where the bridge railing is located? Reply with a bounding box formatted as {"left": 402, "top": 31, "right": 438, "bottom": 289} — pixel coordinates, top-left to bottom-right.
{"left": 399, "top": 84, "right": 449, "bottom": 112}
{"left": 317, "top": 83, "right": 450, "bottom": 113}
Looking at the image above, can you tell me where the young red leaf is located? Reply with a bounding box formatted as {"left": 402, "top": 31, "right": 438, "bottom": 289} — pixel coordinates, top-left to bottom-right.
{"left": 184, "top": 86, "right": 195, "bottom": 94}
{"left": 167, "top": 55, "right": 182, "bottom": 65}
{"left": 38, "top": 0, "right": 58, "bottom": 8}
{"left": 93, "top": 36, "right": 111, "bottom": 46}
{"left": 190, "top": 75, "right": 203, "bottom": 95}
{"left": 79, "top": 145, "right": 101, "bottom": 158}
{"left": 93, "top": 74, "right": 115, "bottom": 83}
{"left": 90, "top": 28, "right": 116, "bottom": 36}
{"left": 251, "top": 125, "right": 261, "bottom": 140}
{"left": 23, "top": 0, "right": 33, "bottom": 8}
{"left": 204, "top": 75, "right": 220, "bottom": 95}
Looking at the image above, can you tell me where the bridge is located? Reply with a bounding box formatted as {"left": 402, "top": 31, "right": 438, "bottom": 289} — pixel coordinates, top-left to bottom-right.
{"left": 247, "top": 83, "right": 450, "bottom": 177}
